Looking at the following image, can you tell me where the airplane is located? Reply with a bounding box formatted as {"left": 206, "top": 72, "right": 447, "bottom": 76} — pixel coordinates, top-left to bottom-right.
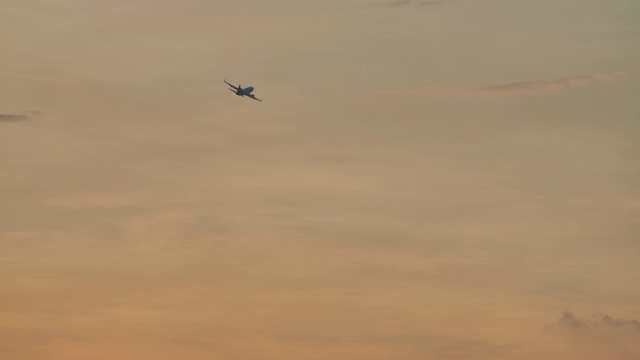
{"left": 224, "top": 79, "right": 262, "bottom": 101}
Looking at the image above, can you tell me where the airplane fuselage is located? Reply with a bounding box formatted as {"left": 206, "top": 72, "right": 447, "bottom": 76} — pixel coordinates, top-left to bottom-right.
{"left": 236, "top": 86, "right": 254, "bottom": 96}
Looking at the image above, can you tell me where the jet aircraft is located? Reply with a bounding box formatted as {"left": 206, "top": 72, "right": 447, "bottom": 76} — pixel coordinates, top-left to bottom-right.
{"left": 225, "top": 79, "right": 262, "bottom": 101}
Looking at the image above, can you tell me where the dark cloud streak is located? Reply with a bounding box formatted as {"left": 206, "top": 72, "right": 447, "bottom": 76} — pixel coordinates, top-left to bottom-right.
{"left": 600, "top": 314, "right": 640, "bottom": 332}
{"left": 559, "top": 311, "right": 588, "bottom": 330}
{"left": 0, "top": 111, "right": 39, "bottom": 122}
{"left": 363, "top": 0, "right": 444, "bottom": 9}
{"left": 387, "top": 72, "right": 630, "bottom": 97}
{"left": 558, "top": 311, "right": 640, "bottom": 334}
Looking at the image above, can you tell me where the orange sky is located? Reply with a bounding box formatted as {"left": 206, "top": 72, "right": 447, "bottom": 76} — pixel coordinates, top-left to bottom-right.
{"left": 1, "top": 1, "right": 639, "bottom": 359}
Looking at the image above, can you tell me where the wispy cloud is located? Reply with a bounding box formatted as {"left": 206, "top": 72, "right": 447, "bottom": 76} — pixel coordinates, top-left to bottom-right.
{"left": 387, "top": 72, "right": 630, "bottom": 97}
{"left": 45, "top": 192, "right": 137, "bottom": 209}
{"left": 363, "top": 0, "right": 444, "bottom": 9}
{"left": 0, "top": 111, "right": 39, "bottom": 122}
{"left": 558, "top": 311, "right": 640, "bottom": 333}
{"left": 44, "top": 192, "right": 201, "bottom": 209}
{"left": 272, "top": 331, "right": 512, "bottom": 358}
{"left": 558, "top": 311, "right": 589, "bottom": 331}
{"left": 551, "top": 311, "right": 640, "bottom": 359}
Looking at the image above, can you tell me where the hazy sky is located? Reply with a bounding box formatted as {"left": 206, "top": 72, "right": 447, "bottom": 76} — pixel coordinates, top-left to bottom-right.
{"left": 1, "top": 0, "right": 639, "bottom": 359}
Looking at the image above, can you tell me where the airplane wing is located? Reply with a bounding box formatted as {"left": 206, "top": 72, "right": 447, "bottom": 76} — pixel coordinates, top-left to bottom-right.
{"left": 248, "top": 94, "right": 262, "bottom": 102}
{"left": 224, "top": 79, "right": 239, "bottom": 91}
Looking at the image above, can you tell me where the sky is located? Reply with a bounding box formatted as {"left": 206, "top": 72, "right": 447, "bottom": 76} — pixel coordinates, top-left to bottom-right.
{"left": 1, "top": 0, "right": 639, "bottom": 359}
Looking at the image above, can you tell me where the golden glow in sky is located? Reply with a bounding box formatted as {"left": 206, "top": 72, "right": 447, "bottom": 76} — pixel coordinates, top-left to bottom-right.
{"left": 1, "top": 1, "right": 639, "bottom": 359}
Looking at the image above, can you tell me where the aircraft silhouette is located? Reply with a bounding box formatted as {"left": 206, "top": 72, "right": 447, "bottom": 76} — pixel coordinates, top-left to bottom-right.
{"left": 225, "top": 79, "right": 262, "bottom": 101}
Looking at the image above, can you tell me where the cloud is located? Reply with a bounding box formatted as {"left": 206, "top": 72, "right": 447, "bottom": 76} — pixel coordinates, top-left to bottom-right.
{"left": 557, "top": 311, "right": 640, "bottom": 333}
{"left": 45, "top": 192, "right": 138, "bottom": 209}
{"left": 363, "top": 0, "right": 443, "bottom": 9}
{"left": 551, "top": 311, "right": 640, "bottom": 359}
{"left": 369, "top": 0, "right": 413, "bottom": 8}
{"left": 44, "top": 192, "right": 200, "bottom": 209}
{"left": 600, "top": 315, "right": 640, "bottom": 332}
{"left": 0, "top": 111, "right": 39, "bottom": 122}
{"left": 272, "top": 331, "right": 512, "bottom": 359}
{"left": 558, "top": 311, "right": 589, "bottom": 330}
{"left": 387, "top": 72, "right": 630, "bottom": 97}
